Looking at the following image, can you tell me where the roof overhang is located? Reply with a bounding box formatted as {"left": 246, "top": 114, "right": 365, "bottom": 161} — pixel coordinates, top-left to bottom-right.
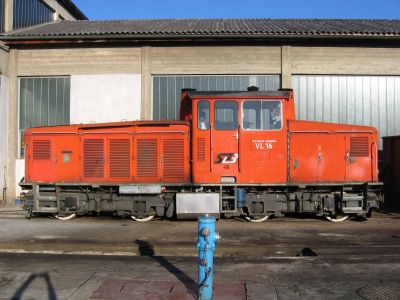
{"left": 3, "top": 33, "right": 400, "bottom": 47}
{"left": 2, "top": 19, "right": 400, "bottom": 46}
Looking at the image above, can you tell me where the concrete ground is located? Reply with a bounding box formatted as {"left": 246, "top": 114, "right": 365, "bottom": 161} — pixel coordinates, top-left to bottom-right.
{"left": 0, "top": 209, "right": 399, "bottom": 299}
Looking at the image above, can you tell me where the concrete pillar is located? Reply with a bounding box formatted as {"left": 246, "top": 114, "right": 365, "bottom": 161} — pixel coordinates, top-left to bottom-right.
{"left": 5, "top": 48, "right": 17, "bottom": 204}
{"left": 141, "top": 46, "right": 152, "bottom": 120}
{"left": 42, "top": 0, "right": 76, "bottom": 21}
{"left": 281, "top": 46, "right": 292, "bottom": 89}
{"left": 0, "top": 45, "right": 9, "bottom": 75}
{"left": 0, "top": 75, "right": 9, "bottom": 206}
{"left": 4, "top": 0, "right": 14, "bottom": 32}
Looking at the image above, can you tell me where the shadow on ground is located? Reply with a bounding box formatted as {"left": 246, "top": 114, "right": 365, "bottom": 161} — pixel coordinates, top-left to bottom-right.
{"left": 135, "top": 239, "right": 198, "bottom": 298}
{"left": 11, "top": 272, "right": 57, "bottom": 300}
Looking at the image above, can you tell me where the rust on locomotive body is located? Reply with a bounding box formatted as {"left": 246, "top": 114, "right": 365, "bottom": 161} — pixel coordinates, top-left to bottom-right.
{"left": 20, "top": 89, "right": 383, "bottom": 221}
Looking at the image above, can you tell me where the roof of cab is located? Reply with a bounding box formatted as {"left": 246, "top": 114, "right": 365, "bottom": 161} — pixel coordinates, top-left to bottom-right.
{"left": 183, "top": 90, "right": 293, "bottom": 99}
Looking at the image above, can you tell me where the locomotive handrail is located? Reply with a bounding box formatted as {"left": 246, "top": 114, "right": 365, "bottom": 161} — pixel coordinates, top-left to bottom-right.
{"left": 237, "top": 124, "right": 241, "bottom": 173}
{"left": 134, "top": 131, "right": 185, "bottom": 134}
{"left": 290, "top": 130, "right": 374, "bottom": 134}
{"left": 31, "top": 131, "right": 185, "bottom": 135}
{"left": 371, "top": 141, "right": 377, "bottom": 182}
{"left": 80, "top": 131, "right": 132, "bottom": 134}
{"left": 336, "top": 130, "right": 374, "bottom": 134}
{"left": 290, "top": 130, "right": 331, "bottom": 134}
{"left": 31, "top": 132, "right": 78, "bottom": 134}
{"left": 30, "top": 130, "right": 185, "bottom": 135}
{"left": 210, "top": 123, "right": 213, "bottom": 173}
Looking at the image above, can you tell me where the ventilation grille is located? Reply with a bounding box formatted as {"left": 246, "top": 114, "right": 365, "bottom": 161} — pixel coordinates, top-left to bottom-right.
{"left": 163, "top": 139, "right": 185, "bottom": 180}
{"left": 84, "top": 139, "right": 104, "bottom": 178}
{"left": 109, "top": 139, "right": 130, "bottom": 178}
{"left": 137, "top": 139, "right": 158, "bottom": 177}
{"left": 33, "top": 140, "right": 51, "bottom": 160}
{"left": 350, "top": 137, "right": 369, "bottom": 157}
{"left": 197, "top": 138, "right": 206, "bottom": 161}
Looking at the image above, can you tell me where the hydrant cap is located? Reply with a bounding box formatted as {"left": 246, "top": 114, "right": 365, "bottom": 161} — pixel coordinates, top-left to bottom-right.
{"left": 198, "top": 216, "right": 216, "bottom": 224}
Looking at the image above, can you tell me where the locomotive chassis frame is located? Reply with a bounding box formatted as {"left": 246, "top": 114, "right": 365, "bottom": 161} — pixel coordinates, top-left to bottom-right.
{"left": 20, "top": 181, "right": 383, "bottom": 220}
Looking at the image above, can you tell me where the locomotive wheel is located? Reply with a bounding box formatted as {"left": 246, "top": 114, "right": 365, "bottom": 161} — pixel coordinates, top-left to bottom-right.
{"left": 244, "top": 215, "right": 270, "bottom": 223}
{"left": 130, "top": 215, "right": 155, "bottom": 222}
{"left": 54, "top": 213, "right": 77, "bottom": 221}
{"left": 325, "top": 215, "right": 349, "bottom": 222}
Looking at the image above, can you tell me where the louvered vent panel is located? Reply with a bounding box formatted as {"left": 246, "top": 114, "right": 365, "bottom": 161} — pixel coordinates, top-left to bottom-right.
{"left": 163, "top": 139, "right": 185, "bottom": 180}
{"left": 350, "top": 137, "right": 369, "bottom": 157}
{"left": 197, "top": 138, "right": 206, "bottom": 161}
{"left": 84, "top": 139, "right": 104, "bottom": 178}
{"left": 109, "top": 139, "right": 130, "bottom": 178}
{"left": 33, "top": 140, "right": 51, "bottom": 160}
{"left": 137, "top": 139, "right": 158, "bottom": 177}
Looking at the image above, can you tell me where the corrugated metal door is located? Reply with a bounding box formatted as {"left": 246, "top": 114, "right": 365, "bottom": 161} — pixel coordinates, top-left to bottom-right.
{"left": 153, "top": 75, "right": 280, "bottom": 120}
{"left": 292, "top": 75, "right": 400, "bottom": 146}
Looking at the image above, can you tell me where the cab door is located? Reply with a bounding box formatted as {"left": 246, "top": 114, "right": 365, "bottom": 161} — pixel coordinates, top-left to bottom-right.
{"left": 192, "top": 100, "right": 211, "bottom": 183}
{"left": 29, "top": 137, "right": 55, "bottom": 182}
{"left": 345, "top": 135, "right": 373, "bottom": 182}
{"left": 239, "top": 99, "right": 286, "bottom": 183}
{"left": 210, "top": 100, "right": 239, "bottom": 181}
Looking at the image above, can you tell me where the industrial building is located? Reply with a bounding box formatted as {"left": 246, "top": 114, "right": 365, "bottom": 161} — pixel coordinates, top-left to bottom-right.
{"left": 0, "top": 15, "right": 399, "bottom": 203}
{"left": 0, "top": 0, "right": 87, "bottom": 203}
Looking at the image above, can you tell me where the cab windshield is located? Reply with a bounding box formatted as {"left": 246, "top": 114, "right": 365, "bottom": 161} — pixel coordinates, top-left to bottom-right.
{"left": 242, "top": 100, "right": 282, "bottom": 130}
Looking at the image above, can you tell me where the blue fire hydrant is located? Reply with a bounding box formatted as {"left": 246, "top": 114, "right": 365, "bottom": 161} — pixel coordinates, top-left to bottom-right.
{"left": 197, "top": 215, "right": 220, "bottom": 300}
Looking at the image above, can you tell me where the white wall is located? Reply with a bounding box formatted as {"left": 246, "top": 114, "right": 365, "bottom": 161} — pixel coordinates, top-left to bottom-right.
{"left": 15, "top": 159, "right": 24, "bottom": 197}
{"left": 10, "top": 74, "right": 141, "bottom": 201}
{"left": 70, "top": 74, "right": 141, "bottom": 124}
{"left": 0, "top": 76, "right": 8, "bottom": 203}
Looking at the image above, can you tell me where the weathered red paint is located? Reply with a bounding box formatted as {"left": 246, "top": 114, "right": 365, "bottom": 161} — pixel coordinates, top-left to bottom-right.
{"left": 25, "top": 121, "right": 191, "bottom": 184}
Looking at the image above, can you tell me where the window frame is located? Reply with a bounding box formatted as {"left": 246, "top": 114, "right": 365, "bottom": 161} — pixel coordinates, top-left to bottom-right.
{"left": 241, "top": 99, "right": 283, "bottom": 131}
{"left": 17, "top": 76, "right": 71, "bottom": 158}
{"left": 214, "top": 100, "right": 238, "bottom": 131}
{"left": 197, "top": 100, "right": 210, "bottom": 130}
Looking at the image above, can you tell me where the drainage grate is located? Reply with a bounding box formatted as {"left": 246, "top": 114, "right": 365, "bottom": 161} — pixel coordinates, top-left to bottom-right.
{"left": 357, "top": 285, "right": 400, "bottom": 300}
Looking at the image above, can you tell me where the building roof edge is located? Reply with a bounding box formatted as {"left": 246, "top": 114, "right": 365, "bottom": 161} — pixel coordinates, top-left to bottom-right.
{"left": 58, "top": 0, "right": 88, "bottom": 20}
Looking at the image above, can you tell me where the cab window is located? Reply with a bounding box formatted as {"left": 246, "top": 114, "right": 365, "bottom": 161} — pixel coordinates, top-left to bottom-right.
{"left": 243, "top": 100, "right": 282, "bottom": 130}
{"left": 197, "top": 101, "right": 210, "bottom": 130}
{"left": 215, "top": 101, "right": 238, "bottom": 130}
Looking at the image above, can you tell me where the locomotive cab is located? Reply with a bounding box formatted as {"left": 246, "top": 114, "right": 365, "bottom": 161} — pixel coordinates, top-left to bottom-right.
{"left": 181, "top": 89, "right": 296, "bottom": 184}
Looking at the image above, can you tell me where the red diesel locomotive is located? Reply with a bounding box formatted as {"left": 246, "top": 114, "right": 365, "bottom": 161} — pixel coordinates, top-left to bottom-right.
{"left": 21, "top": 89, "right": 383, "bottom": 221}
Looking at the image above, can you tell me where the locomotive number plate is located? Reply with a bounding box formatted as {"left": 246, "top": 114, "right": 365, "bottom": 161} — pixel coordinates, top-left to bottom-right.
{"left": 251, "top": 139, "right": 276, "bottom": 150}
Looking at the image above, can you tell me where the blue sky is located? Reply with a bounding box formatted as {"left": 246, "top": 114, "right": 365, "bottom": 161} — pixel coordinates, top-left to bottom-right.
{"left": 73, "top": 0, "right": 400, "bottom": 20}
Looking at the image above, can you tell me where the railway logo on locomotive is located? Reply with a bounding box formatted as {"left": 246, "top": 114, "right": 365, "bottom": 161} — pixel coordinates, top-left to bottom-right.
{"left": 215, "top": 153, "right": 239, "bottom": 164}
